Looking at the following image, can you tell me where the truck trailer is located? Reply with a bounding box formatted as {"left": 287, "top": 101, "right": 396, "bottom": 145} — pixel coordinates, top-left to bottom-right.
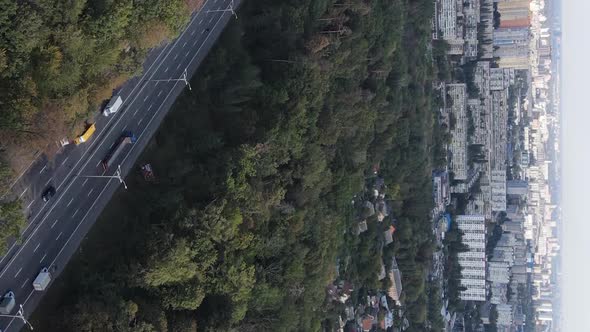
{"left": 102, "top": 132, "right": 137, "bottom": 171}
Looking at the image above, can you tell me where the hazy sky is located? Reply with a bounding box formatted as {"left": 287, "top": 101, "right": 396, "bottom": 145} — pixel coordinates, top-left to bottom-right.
{"left": 562, "top": 1, "right": 589, "bottom": 331}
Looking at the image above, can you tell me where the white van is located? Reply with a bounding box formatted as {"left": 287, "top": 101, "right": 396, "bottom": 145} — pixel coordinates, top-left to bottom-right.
{"left": 103, "top": 96, "right": 123, "bottom": 116}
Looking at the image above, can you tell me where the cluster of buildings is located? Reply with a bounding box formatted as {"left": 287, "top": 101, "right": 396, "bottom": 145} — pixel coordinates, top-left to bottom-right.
{"left": 432, "top": 0, "right": 559, "bottom": 331}
{"left": 328, "top": 176, "right": 404, "bottom": 332}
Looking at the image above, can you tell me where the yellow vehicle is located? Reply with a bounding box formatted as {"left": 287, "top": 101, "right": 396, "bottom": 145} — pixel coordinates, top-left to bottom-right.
{"left": 74, "top": 123, "right": 96, "bottom": 145}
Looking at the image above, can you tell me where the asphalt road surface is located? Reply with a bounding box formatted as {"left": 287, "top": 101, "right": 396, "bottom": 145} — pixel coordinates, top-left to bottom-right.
{"left": 0, "top": 0, "right": 240, "bottom": 330}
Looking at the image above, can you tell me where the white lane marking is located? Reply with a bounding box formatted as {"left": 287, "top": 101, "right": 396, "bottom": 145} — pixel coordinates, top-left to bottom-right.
{"left": 199, "top": 19, "right": 204, "bottom": 24}
{"left": 191, "top": 29, "right": 196, "bottom": 36}
{"left": 40, "top": 253, "right": 47, "bottom": 263}
{"left": 176, "top": 62, "right": 182, "bottom": 70}
{"left": 61, "top": 156, "right": 69, "bottom": 165}
{"left": 144, "top": 95, "right": 149, "bottom": 102}
{"left": 0, "top": 0, "right": 218, "bottom": 282}
{"left": 26, "top": 200, "right": 34, "bottom": 209}
{"left": 96, "top": 160, "right": 102, "bottom": 167}
{"left": 33, "top": 243, "right": 40, "bottom": 253}
{"left": 51, "top": 219, "right": 58, "bottom": 229}
{"left": 133, "top": 108, "right": 140, "bottom": 117}
{"left": 174, "top": 53, "right": 179, "bottom": 60}
{"left": 87, "top": 188, "right": 94, "bottom": 197}
{"left": 148, "top": 104, "right": 153, "bottom": 111}
{"left": 138, "top": 117, "right": 144, "bottom": 125}
{"left": 158, "top": 90, "right": 163, "bottom": 97}
{"left": 183, "top": 41, "right": 187, "bottom": 48}
{"left": 186, "top": 50, "right": 191, "bottom": 57}
{"left": 201, "top": 30, "right": 205, "bottom": 35}
{"left": 21, "top": 278, "right": 29, "bottom": 289}
{"left": 72, "top": 209, "right": 80, "bottom": 218}
{"left": 19, "top": 188, "right": 28, "bottom": 198}
{"left": 155, "top": 81, "right": 160, "bottom": 86}
{"left": 39, "top": 165, "right": 47, "bottom": 174}
{"left": 14, "top": 267, "right": 22, "bottom": 278}
{"left": 45, "top": 178, "right": 53, "bottom": 187}
{"left": 82, "top": 178, "right": 89, "bottom": 186}
{"left": 164, "top": 66, "right": 169, "bottom": 73}
{"left": 67, "top": 198, "right": 74, "bottom": 207}
{"left": 209, "top": 15, "right": 215, "bottom": 23}
{"left": 56, "top": 232, "right": 63, "bottom": 241}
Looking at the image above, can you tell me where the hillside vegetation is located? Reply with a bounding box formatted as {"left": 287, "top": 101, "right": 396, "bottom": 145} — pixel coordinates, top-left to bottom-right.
{"left": 32, "top": 0, "right": 442, "bottom": 331}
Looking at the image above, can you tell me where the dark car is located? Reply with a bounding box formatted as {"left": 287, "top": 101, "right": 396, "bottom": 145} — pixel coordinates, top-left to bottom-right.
{"left": 42, "top": 186, "right": 56, "bottom": 202}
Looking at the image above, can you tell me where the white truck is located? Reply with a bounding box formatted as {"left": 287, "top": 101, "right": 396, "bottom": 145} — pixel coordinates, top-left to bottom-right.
{"left": 103, "top": 95, "right": 123, "bottom": 116}
{"left": 33, "top": 268, "right": 51, "bottom": 291}
{"left": 0, "top": 291, "right": 15, "bottom": 315}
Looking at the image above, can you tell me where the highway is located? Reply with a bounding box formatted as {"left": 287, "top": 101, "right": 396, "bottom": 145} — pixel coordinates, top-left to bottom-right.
{"left": 0, "top": 0, "right": 240, "bottom": 330}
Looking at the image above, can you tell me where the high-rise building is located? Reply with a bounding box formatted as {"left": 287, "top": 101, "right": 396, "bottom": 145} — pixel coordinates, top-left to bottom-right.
{"left": 447, "top": 84, "right": 468, "bottom": 180}
{"left": 507, "top": 180, "right": 529, "bottom": 196}
{"left": 491, "top": 170, "right": 507, "bottom": 212}
{"left": 493, "top": 2, "right": 530, "bottom": 69}
{"left": 496, "top": 0, "right": 531, "bottom": 28}
{"left": 456, "top": 215, "right": 487, "bottom": 301}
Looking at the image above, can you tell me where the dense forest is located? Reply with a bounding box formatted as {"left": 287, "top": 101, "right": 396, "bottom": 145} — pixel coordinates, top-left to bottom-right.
{"left": 31, "top": 0, "right": 443, "bottom": 331}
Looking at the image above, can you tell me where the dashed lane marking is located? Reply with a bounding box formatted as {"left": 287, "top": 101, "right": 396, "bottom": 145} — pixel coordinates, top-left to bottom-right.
{"left": 164, "top": 66, "right": 169, "bottom": 73}
{"left": 82, "top": 178, "right": 89, "bottom": 186}
{"left": 61, "top": 156, "right": 69, "bottom": 165}
{"left": 174, "top": 53, "right": 179, "bottom": 60}
{"left": 21, "top": 278, "right": 29, "bottom": 289}
{"left": 138, "top": 117, "right": 144, "bottom": 126}
{"left": 72, "top": 209, "right": 79, "bottom": 218}
{"left": 33, "top": 243, "right": 40, "bottom": 253}
{"left": 56, "top": 232, "right": 63, "bottom": 241}
{"left": 87, "top": 188, "right": 94, "bottom": 197}
{"left": 19, "top": 188, "right": 28, "bottom": 198}
{"left": 183, "top": 41, "right": 187, "bottom": 48}
{"left": 40, "top": 253, "right": 47, "bottom": 263}
{"left": 158, "top": 90, "right": 163, "bottom": 97}
{"left": 148, "top": 104, "right": 153, "bottom": 111}
{"left": 51, "top": 219, "right": 58, "bottom": 229}
{"left": 14, "top": 267, "right": 22, "bottom": 278}
{"left": 67, "top": 198, "right": 74, "bottom": 207}
{"left": 26, "top": 200, "right": 34, "bottom": 209}
{"left": 45, "top": 178, "right": 52, "bottom": 187}
{"left": 39, "top": 165, "right": 46, "bottom": 174}
{"left": 144, "top": 95, "right": 149, "bottom": 102}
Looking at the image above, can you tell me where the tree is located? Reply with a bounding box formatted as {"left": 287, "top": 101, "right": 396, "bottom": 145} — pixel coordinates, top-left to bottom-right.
{"left": 0, "top": 199, "right": 26, "bottom": 254}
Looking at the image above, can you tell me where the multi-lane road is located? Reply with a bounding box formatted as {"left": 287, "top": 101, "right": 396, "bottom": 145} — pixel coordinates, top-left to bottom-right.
{"left": 0, "top": 0, "right": 240, "bottom": 330}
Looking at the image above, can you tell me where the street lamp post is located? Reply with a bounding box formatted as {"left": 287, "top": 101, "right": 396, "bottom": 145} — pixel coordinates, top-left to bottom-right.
{"left": 0, "top": 305, "right": 34, "bottom": 330}
{"left": 79, "top": 165, "right": 128, "bottom": 190}
{"left": 150, "top": 68, "right": 192, "bottom": 91}
{"left": 207, "top": 0, "right": 238, "bottom": 18}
